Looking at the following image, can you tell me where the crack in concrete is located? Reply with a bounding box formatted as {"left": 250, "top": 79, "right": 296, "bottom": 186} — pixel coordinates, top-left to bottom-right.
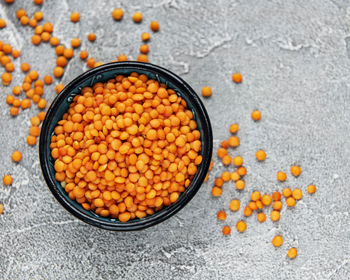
{"left": 189, "top": 36, "right": 232, "bottom": 58}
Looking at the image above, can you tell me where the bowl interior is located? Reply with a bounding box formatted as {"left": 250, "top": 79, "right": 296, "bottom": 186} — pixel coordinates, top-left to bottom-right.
{"left": 40, "top": 62, "right": 212, "bottom": 230}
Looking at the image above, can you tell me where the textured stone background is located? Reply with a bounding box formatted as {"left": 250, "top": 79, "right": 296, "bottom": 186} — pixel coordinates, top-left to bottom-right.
{"left": 0, "top": 0, "right": 349, "bottom": 279}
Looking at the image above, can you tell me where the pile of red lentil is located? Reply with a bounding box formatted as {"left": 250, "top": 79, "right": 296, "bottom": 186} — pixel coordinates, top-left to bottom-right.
{"left": 50, "top": 73, "right": 203, "bottom": 221}
{"left": 202, "top": 75, "right": 317, "bottom": 259}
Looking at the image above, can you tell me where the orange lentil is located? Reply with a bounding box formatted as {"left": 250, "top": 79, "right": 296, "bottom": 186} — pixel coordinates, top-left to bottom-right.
{"left": 282, "top": 188, "right": 292, "bottom": 198}
{"left": 37, "top": 98, "right": 46, "bottom": 109}
{"left": 43, "top": 75, "right": 53, "bottom": 85}
{"left": 220, "top": 140, "right": 229, "bottom": 149}
{"left": 29, "top": 70, "right": 39, "bottom": 80}
{"left": 150, "top": 21, "right": 159, "bottom": 32}
{"left": 37, "top": 111, "right": 46, "bottom": 121}
{"left": 0, "top": 19, "right": 6, "bottom": 29}
{"left": 251, "top": 191, "right": 261, "bottom": 202}
{"left": 56, "top": 84, "right": 64, "bottom": 93}
{"left": 2, "top": 72, "right": 12, "bottom": 85}
{"left": 33, "top": 0, "right": 43, "bottom": 5}
{"left": 63, "top": 48, "right": 74, "bottom": 59}
{"left": 307, "top": 184, "right": 316, "bottom": 194}
{"left": 70, "top": 12, "right": 80, "bottom": 22}
{"left": 270, "top": 210, "right": 280, "bottom": 222}
{"left": 217, "top": 147, "right": 227, "bottom": 158}
{"left": 229, "top": 123, "right": 239, "bottom": 134}
{"left": 16, "top": 9, "right": 26, "bottom": 19}
{"left": 290, "top": 165, "right": 301, "bottom": 177}
{"left": 141, "top": 32, "right": 151, "bottom": 41}
{"left": 53, "top": 66, "right": 64, "bottom": 78}
{"left": 56, "top": 56, "right": 67, "bottom": 67}
{"left": 228, "top": 136, "right": 240, "bottom": 148}
{"left": 34, "top": 25, "right": 43, "bottom": 35}
{"left": 235, "top": 180, "right": 245, "bottom": 190}
{"left": 79, "top": 50, "right": 88, "bottom": 60}
{"left": 236, "top": 220, "right": 247, "bottom": 233}
{"left": 12, "top": 49, "right": 20, "bottom": 58}
{"left": 214, "top": 178, "right": 224, "bottom": 187}
{"left": 21, "top": 99, "right": 31, "bottom": 109}
{"left": 0, "top": 204, "right": 3, "bottom": 214}
{"left": 5, "top": 63, "right": 14, "bottom": 72}
{"left": 117, "top": 54, "right": 128, "bottom": 61}
{"left": 233, "top": 156, "right": 243, "bottom": 167}
{"left": 277, "top": 171, "right": 287, "bottom": 182}
{"left": 94, "top": 61, "right": 103, "bottom": 68}
{"left": 137, "top": 54, "right": 148, "bottom": 62}
{"left": 112, "top": 8, "right": 124, "bottom": 21}
{"left": 6, "top": 95, "right": 14, "bottom": 104}
{"left": 29, "top": 126, "right": 40, "bottom": 136}
{"left": 3, "top": 174, "right": 13, "bottom": 186}
{"left": 49, "top": 37, "right": 60, "bottom": 46}
{"left": 229, "top": 199, "right": 240, "bottom": 212}
{"left": 272, "top": 235, "right": 283, "bottom": 247}
{"left": 231, "top": 171, "right": 240, "bottom": 182}
{"left": 222, "top": 225, "right": 231, "bottom": 236}
{"left": 34, "top": 11, "right": 43, "bottom": 21}
{"left": 211, "top": 187, "right": 222, "bottom": 197}
{"left": 272, "top": 191, "right": 281, "bottom": 201}
{"left": 13, "top": 98, "right": 21, "bottom": 107}
{"left": 29, "top": 18, "right": 37, "bottom": 28}
{"left": 26, "top": 135, "right": 37, "bottom": 146}
{"left": 0, "top": 56, "right": 11, "bottom": 66}
{"left": 287, "top": 248, "right": 298, "bottom": 259}
{"left": 248, "top": 201, "right": 257, "bottom": 210}
{"left": 3, "top": 44, "right": 12, "bottom": 54}
{"left": 243, "top": 206, "right": 252, "bottom": 217}
{"left": 140, "top": 44, "right": 149, "bottom": 54}
{"left": 222, "top": 154, "right": 232, "bottom": 166}
{"left": 251, "top": 110, "right": 261, "bottom": 121}
{"left": 87, "top": 33, "right": 96, "bottom": 42}
{"left": 20, "top": 16, "right": 29, "bottom": 25}
{"left": 9, "top": 106, "right": 19, "bottom": 116}
{"left": 201, "top": 86, "right": 212, "bottom": 97}
{"left": 237, "top": 166, "right": 247, "bottom": 176}
{"left": 292, "top": 188, "right": 303, "bottom": 200}
{"left": 86, "top": 57, "right": 95, "bottom": 68}
{"left": 32, "top": 35, "right": 41, "bottom": 45}
{"left": 11, "top": 150, "right": 22, "bottom": 162}
{"left": 55, "top": 45, "right": 64, "bottom": 56}
{"left": 21, "top": 63, "right": 30, "bottom": 72}
{"left": 273, "top": 201, "right": 282, "bottom": 211}
{"left": 261, "top": 194, "right": 272, "bottom": 206}
{"left": 221, "top": 171, "right": 231, "bottom": 182}
{"left": 257, "top": 212, "right": 266, "bottom": 223}
{"left": 257, "top": 200, "right": 264, "bottom": 210}
{"left": 232, "top": 73, "right": 242, "bottom": 83}
{"left": 41, "top": 31, "right": 50, "bottom": 42}
{"left": 71, "top": 38, "right": 81, "bottom": 48}
{"left": 43, "top": 22, "right": 53, "bottom": 33}
{"left": 256, "top": 150, "right": 266, "bottom": 161}
{"left": 286, "top": 196, "right": 296, "bottom": 207}
{"left": 217, "top": 210, "right": 226, "bottom": 221}
{"left": 132, "top": 12, "right": 142, "bottom": 23}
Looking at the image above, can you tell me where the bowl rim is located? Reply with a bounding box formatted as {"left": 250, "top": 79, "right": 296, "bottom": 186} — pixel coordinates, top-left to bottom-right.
{"left": 39, "top": 61, "right": 213, "bottom": 231}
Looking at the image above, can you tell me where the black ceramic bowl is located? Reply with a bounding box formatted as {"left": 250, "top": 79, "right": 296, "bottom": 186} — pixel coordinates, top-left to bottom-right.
{"left": 39, "top": 61, "right": 213, "bottom": 231}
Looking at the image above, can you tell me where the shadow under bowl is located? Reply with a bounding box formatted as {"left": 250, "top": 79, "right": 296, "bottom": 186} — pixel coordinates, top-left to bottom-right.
{"left": 39, "top": 61, "right": 213, "bottom": 231}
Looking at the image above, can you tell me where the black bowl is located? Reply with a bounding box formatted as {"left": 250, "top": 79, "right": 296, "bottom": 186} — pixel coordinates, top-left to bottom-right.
{"left": 39, "top": 61, "right": 213, "bottom": 231}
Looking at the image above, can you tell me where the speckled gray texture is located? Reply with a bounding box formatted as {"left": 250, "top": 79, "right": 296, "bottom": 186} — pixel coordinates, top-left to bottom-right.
{"left": 0, "top": 0, "right": 349, "bottom": 279}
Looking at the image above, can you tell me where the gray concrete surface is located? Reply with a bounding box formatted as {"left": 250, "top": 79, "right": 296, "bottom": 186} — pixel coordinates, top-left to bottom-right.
{"left": 0, "top": 0, "right": 349, "bottom": 279}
